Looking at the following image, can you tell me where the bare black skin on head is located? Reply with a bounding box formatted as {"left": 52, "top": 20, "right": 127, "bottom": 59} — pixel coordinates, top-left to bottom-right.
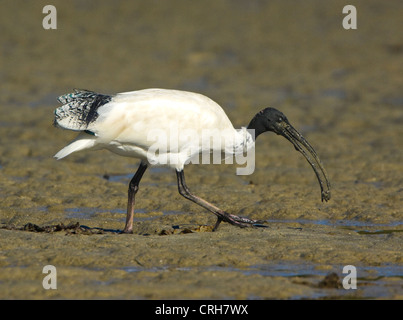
{"left": 247, "top": 107, "right": 331, "bottom": 202}
{"left": 247, "top": 107, "right": 291, "bottom": 138}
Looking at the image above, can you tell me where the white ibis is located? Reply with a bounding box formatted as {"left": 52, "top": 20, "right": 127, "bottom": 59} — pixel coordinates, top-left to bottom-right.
{"left": 54, "top": 88, "right": 331, "bottom": 233}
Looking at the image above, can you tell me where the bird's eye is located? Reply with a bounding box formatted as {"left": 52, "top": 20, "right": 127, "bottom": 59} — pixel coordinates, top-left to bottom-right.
{"left": 278, "top": 117, "right": 283, "bottom": 122}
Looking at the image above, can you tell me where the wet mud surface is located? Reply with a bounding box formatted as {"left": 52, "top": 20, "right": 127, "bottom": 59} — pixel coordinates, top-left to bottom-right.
{"left": 0, "top": 1, "right": 402, "bottom": 299}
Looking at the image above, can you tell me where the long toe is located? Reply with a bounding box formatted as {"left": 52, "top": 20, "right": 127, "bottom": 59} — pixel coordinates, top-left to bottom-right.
{"left": 220, "top": 212, "right": 267, "bottom": 228}
{"left": 228, "top": 213, "right": 264, "bottom": 225}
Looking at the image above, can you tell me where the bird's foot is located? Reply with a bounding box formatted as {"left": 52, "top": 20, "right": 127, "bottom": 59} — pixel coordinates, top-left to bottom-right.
{"left": 213, "top": 212, "right": 267, "bottom": 231}
{"left": 120, "top": 228, "right": 133, "bottom": 234}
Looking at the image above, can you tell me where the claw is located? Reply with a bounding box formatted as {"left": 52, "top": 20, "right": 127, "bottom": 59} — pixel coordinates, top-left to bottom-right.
{"left": 213, "top": 212, "right": 267, "bottom": 231}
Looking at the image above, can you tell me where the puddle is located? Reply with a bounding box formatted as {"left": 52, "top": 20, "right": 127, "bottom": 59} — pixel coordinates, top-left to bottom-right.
{"left": 65, "top": 207, "right": 101, "bottom": 219}
{"left": 122, "top": 261, "right": 402, "bottom": 279}
{"left": 122, "top": 266, "right": 169, "bottom": 273}
{"left": 266, "top": 218, "right": 403, "bottom": 234}
{"left": 102, "top": 173, "right": 133, "bottom": 183}
{"left": 102, "top": 166, "right": 174, "bottom": 186}
{"left": 243, "top": 263, "right": 402, "bottom": 279}
{"left": 356, "top": 229, "right": 403, "bottom": 235}
{"left": 65, "top": 207, "right": 126, "bottom": 219}
{"left": 120, "top": 262, "right": 402, "bottom": 299}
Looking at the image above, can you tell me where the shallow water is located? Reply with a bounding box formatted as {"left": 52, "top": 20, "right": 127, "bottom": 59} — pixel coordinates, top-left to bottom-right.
{"left": 0, "top": 0, "right": 402, "bottom": 299}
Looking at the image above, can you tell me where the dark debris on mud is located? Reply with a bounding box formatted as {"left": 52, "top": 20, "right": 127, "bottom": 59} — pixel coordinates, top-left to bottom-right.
{"left": 1, "top": 222, "right": 215, "bottom": 236}
{"left": 1, "top": 222, "right": 119, "bottom": 235}
{"left": 317, "top": 272, "right": 342, "bottom": 289}
{"left": 158, "top": 224, "right": 214, "bottom": 235}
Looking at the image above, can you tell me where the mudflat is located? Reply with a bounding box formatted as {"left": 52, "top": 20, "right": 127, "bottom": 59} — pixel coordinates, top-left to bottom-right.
{"left": 0, "top": 1, "right": 402, "bottom": 299}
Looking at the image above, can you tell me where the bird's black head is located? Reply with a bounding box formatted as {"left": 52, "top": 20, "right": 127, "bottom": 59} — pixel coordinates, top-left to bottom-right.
{"left": 247, "top": 107, "right": 331, "bottom": 202}
{"left": 247, "top": 107, "right": 291, "bottom": 139}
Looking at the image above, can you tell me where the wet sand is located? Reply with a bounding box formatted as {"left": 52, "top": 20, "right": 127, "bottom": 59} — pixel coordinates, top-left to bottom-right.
{"left": 0, "top": 0, "right": 402, "bottom": 299}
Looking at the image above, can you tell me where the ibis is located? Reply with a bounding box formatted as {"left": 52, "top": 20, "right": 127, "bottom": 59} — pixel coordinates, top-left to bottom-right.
{"left": 54, "top": 88, "right": 331, "bottom": 233}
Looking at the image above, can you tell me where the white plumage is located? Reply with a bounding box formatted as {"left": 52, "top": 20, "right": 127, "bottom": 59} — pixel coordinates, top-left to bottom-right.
{"left": 55, "top": 89, "right": 252, "bottom": 170}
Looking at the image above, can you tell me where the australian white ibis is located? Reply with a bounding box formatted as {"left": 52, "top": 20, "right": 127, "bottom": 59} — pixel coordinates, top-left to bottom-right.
{"left": 54, "top": 88, "right": 331, "bottom": 233}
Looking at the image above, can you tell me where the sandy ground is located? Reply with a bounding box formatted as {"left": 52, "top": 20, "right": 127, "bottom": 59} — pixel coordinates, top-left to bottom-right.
{"left": 0, "top": 0, "right": 402, "bottom": 299}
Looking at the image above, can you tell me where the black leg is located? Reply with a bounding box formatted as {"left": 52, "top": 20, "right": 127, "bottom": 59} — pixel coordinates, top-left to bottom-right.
{"left": 176, "top": 169, "right": 263, "bottom": 231}
{"left": 122, "top": 161, "right": 148, "bottom": 233}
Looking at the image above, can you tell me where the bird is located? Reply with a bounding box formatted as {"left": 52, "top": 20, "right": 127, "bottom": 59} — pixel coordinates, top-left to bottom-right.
{"left": 54, "top": 88, "right": 331, "bottom": 233}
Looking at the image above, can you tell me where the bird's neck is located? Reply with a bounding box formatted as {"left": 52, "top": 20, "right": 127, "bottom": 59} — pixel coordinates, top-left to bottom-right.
{"left": 230, "top": 127, "right": 255, "bottom": 155}
{"left": 247, "top": 113, "right": 266, "bottom": 140}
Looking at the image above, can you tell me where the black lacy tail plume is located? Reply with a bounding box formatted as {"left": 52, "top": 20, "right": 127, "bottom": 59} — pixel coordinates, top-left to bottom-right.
{"left": 54, "top": 89, "right": 112, "bottom": 131}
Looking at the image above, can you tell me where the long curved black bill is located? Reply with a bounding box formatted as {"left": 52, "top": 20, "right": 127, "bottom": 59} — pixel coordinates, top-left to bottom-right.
{"left": 281, "top": 124, "right": 331, "bottom": 202}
